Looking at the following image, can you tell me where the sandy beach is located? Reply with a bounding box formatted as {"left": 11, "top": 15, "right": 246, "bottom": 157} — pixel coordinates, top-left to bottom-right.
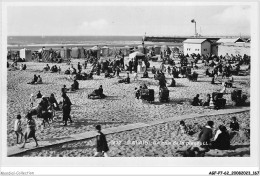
{"left": 14, "top": 111, "right": 250, "bottom": 157}
{"left": 7, "top": 59, "right": 250, "bottom": 156}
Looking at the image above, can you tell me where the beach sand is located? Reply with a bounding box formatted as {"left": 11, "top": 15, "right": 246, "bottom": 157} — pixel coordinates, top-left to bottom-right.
{"left": 7, "top": 59, "right": 250, "bottom": 156}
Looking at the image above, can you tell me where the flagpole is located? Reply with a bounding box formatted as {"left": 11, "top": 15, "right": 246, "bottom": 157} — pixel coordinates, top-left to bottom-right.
{"left": 195, "top": 21, "right": 197, "bottom": 38}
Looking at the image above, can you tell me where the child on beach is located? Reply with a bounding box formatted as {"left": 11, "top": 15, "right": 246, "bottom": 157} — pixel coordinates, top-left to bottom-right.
{"left": 230, "top": 116, "right": 239, "bottom": 132}
{"left": 21, "top": 112, "right": 38, "bottom": 148}
{"left": 58, "top": 66, "right": 61, "bottom": 74}
{"left": 29, "top": 93, "right": 35, "bottom": 107}
{"left": 177, "top": 120, "right": 188, "bottom": 135}
{"left": 94, "top": 125, "right": 109, "bottom": 157}
{"left": 133, "top": 72, "right": 138, "bottom": 81}
{"left": 14, "top": 114, "right": 23, "bottom": 144}
{"left": 135, "top": 87, "right": 140, "bottom": 99}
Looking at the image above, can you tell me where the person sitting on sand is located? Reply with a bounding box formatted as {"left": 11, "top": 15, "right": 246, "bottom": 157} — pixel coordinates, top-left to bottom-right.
{"left": 104, "top": 70, "right": 113, "bottom": 78}
{"left": 230, "top": 116, "right": 239, "bottom": 132}
{"left": 203, "top": 94, "right": 211, "bottom": 106}
{"left": 70, "top": 65, "right": 77, "bottom": 74}
{"left": 88, "top": 85, "right": 106, "bottom": 99}
{"left": 14, "top": 114, "right": 23, "bottom": 144}
{"left": 64, "top": 68, "right": 70, "bottom": 75}
{"left": 28, "top": 74, "right": 38, "bottom": 84}
{"left": 211, "top": 125, "right": 230, "bottom": 150}
{"left": 22, "top": 64, "right": 27, "bottom": 70}
{"left": 192, "top": 94, "right": 202, "bottom": 106}
{"left": 43, "top": 64, "right": 50, "bottom": 71}
{"left": 135, "top": 87, "right": 140, "bottom": 99}
{"left": 118, "top": 72, "right": 130, "bottom": 84}
{"left": 50, "top": 65, "right": 58, "bottom": 72}
{"left": 98, "top": 85, "right": 105, "bottom": 98}
{"left": 94, "top": 125, "right": 109, "bottom": 157}
{"left": 71, "top": 79, "right": 79, "bottom": 91}
{"left": 36, "top": 91, "right": 42, "bottom": 99}
{"left": 20, "top": 64, "right": 23, "bottom": 71}
{"left": 177, "top": 120, "right": 188, "bottom": 135}
{"left": 21, "top": 112, "right": 39, "bottom": 148}
{"left": 36, "top": 75, "right": 43, "bottom": 84}
{"left": 141, "top": 69, "right": 149, "bottom": 78}
{"left": 168, "top": 77, "right": 176, "bottom": 87}
{"left": 198, "top": 121, "right": 214, "bottom": 149}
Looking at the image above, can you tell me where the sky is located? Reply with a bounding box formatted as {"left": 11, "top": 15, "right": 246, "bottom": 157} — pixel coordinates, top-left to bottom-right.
{"left": 7, "top": 5, "right": 251, "bottom": 36}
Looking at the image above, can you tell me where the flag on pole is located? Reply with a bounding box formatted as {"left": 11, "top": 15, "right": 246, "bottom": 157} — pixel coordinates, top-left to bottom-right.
{"left": 191, "top": 19, "right": 195, "bottom": 23}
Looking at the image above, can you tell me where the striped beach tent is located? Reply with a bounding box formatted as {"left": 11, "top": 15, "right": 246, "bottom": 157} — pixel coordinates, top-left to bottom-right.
{"left": 41, "top": 50, "right": 50, "bottom": 62}
{"left": 60, "top": 47, "right": 71, "bottom": 60}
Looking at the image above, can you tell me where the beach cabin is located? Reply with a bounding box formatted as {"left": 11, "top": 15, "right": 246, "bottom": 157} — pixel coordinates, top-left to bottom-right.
{"left": 90, "top": 46, "right": 101, "bottom": 58}
{"left": 19, "top": 48, "right": 32, "bottom": 61}
{"left": 60, "top": 47, "right": 71, "bottom": 60}
{"left": 101, "top": 46, "right": 109, "bottom": 57}
{"left": 183, "top": 39, "right": 211, "bottom": 56}
{"left": 79, "top": 47, "right": 86, "bottom": 58}
{"left": 154, "top": 45, "right": 161, "bottom": 55}
{"left": 71, "top": 47, "right": 80, "bottom": 58}
{"left": 216, "top": 38, "right": 245, "bottom": 44}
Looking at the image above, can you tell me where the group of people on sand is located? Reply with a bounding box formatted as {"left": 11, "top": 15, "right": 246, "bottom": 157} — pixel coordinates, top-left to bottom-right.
{"left": 43, "top": 64, "right": 61, "bottom": 73}
{"left": 19, "top": 64, "right": 27, "bottom": 71}
{"left": 27, "top": 74, "right": 43, "bottom": 84}
{"left": 176, "top": 116, "right": 240, "bottom": 156}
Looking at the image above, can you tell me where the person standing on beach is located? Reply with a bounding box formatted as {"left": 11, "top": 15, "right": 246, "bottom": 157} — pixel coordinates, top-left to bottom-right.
{"left": 62, "top": 93, "right": 72, "bottom": 126}
{"left": 94, "top": 125, "right": 109, "bottom": 157}
{"left": 84, "top": 60, "right": 87, "bottom": 69}
{"left": 61, "top": 85, "right": 67, "bottom": 94}
{"left": 21, "top": 112, "right": 38, "bottom": 148}
{"left": 14, "top": 114, "right": 23, "bottom": 144}
{"left": 77, "top": 62, "right": 82, "bottom": 74}
{"left": 129, "top": 59, "right": 133, "bottom": 74}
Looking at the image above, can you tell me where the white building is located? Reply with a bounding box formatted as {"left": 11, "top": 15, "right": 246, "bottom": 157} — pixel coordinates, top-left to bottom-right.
{"left": 183, "top": 39, "right": 211, "bottom": 56}
{"left": 216, "top": 37, "right": 245, "bottom": 44}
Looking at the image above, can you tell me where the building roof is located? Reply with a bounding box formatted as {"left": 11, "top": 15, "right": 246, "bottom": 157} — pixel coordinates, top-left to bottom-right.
{"left": 183, "top": 39, "right": 208, "bottom": 44}
{"left": 216, "top": 38, "right": 245, "bottom": 43}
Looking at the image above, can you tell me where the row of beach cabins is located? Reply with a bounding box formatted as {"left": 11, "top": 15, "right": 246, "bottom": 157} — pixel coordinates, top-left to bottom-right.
{"left": 7, "top": 44, "right": 181, "bottom": 62}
